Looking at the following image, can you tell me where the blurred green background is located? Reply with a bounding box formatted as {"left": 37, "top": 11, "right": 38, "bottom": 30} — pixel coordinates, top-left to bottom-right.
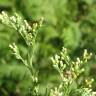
{"left": 0, "top": 0, "right": 96, "bottom": 96}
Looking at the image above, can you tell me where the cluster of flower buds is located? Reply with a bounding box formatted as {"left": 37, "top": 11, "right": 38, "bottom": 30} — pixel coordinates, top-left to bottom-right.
{"left": 51, "top": 47, "right": 95, "bottom": 96}
{"left": 9, "top": 43, "right": 21, "bottom": 60}
{"left": 0, "top": 11, "right": 44, "bottom": 47}
{"left": 50, "top": 87, "right": 63, "bottom": 96}
{"left": 79, "top": 88, "right": 96, "bottom": 96}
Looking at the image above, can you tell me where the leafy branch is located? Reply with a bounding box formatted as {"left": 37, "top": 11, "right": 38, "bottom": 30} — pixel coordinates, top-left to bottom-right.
{"left": 50, "top": 47, "right": 96, "bottom": 96}
{"left": 0, "top": 11, "right": 43, "bottom": 96}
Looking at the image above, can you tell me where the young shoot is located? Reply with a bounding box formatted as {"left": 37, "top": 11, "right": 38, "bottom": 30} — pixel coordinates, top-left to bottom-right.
{"left": 50, "top": 47, "right": 96, "bottom": 96}
{"left": 0, "top": 11, "right": 43, "bottom": 96}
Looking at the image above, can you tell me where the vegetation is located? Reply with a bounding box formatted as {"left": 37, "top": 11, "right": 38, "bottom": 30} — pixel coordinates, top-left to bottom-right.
{"left": 50, "top": 47, "right": 95, "bottom": 96}
{"left": 0, "top": 0, "right": 96, "bottom": 96}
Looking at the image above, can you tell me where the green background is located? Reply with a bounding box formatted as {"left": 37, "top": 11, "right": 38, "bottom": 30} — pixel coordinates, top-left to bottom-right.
{"left": 0, "top": 0, "right": 96, "bottom": 95}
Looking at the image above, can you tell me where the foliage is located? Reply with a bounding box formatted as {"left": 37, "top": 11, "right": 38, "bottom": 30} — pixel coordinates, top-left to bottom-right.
{"left": 12, "top": 0, "right": 96, "bottom": 66}
{"left": 0, "top": 11, "right": 43, "bottom": 96}
{"left": 0, "top": 0, "right": 96, "bottom": 96}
